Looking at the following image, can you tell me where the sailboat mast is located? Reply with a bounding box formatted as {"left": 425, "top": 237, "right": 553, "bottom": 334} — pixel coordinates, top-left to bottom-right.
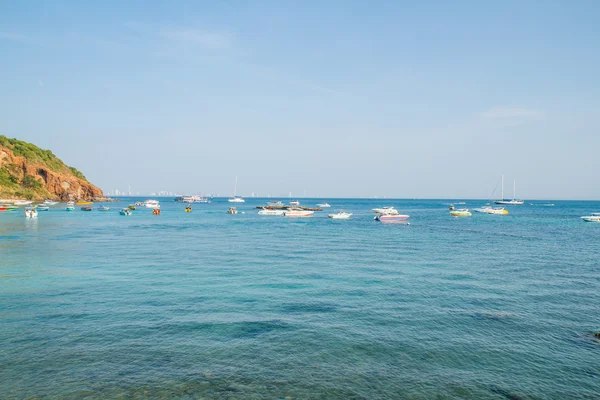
{"left": 513, "top": 180, "right": 516, "bottom": 200}
{"left": 501, "top": 174, "right": 504, "bottom": 200}
{"left": 234, "top": 176, "right": 238, "bottom": 197}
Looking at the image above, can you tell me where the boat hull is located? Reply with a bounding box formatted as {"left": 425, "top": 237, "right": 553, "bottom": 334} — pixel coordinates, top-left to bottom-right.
{"left": 375, "top": 214, "right": 410, "bottom": 223}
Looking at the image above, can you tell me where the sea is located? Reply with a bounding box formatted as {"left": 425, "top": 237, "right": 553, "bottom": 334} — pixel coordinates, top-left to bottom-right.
{"left": 1, "top": 198, "right": 599, "bottom": 399}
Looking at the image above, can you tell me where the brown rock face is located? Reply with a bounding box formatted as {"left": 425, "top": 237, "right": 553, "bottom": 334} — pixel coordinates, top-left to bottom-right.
{"left": 0, "top": 146, "right": 104, "bottom": 201}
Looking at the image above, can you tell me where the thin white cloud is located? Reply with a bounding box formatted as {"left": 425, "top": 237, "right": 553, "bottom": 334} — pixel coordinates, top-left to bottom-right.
{"left": 159, "top": 27, "right": 232, "bottom": 49}
{"left": 0, "top": 32, "right": 37, "bottom": 44}
{"left": 481, "top": 106, "right": 544, "bottom": 119}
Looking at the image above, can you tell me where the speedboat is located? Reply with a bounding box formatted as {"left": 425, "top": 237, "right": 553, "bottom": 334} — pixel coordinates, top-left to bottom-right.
{"left": 144, "top": 200, "right": 160, "bottom": 209}
{"left": 97, "top": 206, "right": 110, "bottom": 211}
{"left": 372, "top": 207, "right": 399, "bottom": 215}
{"left": 317, "top": 202, "right": 331, "bottom": 208}
{"left": 284, "top": 208, "right": 313, "bottom": 217}
{"left": 328, "top": 211, "right": 352, "bottom": 219}
{"left": 135, "top": 201, "right": 144, "bottom": 206}
{"left": 450, "top": 209, "right": 472, "bottom": 217}
{"left": 375, "top": 214, "right": 410, "bottom": 223}
{"left": 473, "top": 206, "right": 492, "bottom": 213}
{"left": 267, "top": 200, "right": 285, "bottom": 207}
{"left": 486, "top": 207, "right": 509, "bottom": 215}
{"left": 36, "top": 205, "right": 50, "bottom": 211}
{"left": 119, "top": 208, "right": 131, "bottom": 216}
{"left": 289, "top": 200, "right": 300, "bottom": 206}
{"left": 258, "top": 207, "right": 285, "bottom": 216}
{"left": 228, "top": 207, "right": 238, "bottom": 214}
{"left": 66, "top": 201, "right": 75, "bottom": 211}
{"left": 581, "top": 213, "right": 600, "bottom": 222}
{"left": 81, "top": 206, "right": 93, "bottom": 211}
{"left": 228, "top": 196, "right": 245, "bottom": 203}
{"left": 25, "top": 208, "right": 38, "bottom": 218}
{"left": 43, "top": 200, "right": 58, "bottom": 205}
{"left": 14, "top": 200, "right": 33, "bottom": 206}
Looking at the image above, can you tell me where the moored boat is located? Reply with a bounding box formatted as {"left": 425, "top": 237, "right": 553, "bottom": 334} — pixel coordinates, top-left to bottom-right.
{"left": 66, "top": 201, "right": 75, "bottom": 211}
{"left": 43, "top": 200, "right": 59, "bottom": 205}
{"left": 375, "top": 214, "right": 410, "bottom": 223}
{"left": 372, "top": 207, "right": 399, "bottom": 215}
{"left": 486, "top": 207, "right": 509, "bottom": 215}
{"left": 495, "top": 175, "right": 524, "bottom": 205}
{"left": 36, "top": 205, "right": 50, "bottom": 211}
{"left": 81, "top": 206, "right": 93, "bottom": 211}
{"left": 119, "top": 208, "right": 131, "bottom": 216}
{"left": 228, "top": 176, "right": 245, "bottom": 203}
{"left": 581, "top": 213, "right": 600, "bottom": 223}
{"left": 14, "top": 200, "right": 33, "bottom": 206}
{"left": 267, "top": 200, "right": 285, "bottom": 207}
{"left": 289, "top": 200, "right": 300, "bottom": 206}
{"left": 450, "top": 209, "right": 472, "bottom": 217}
{"left": 258, "top": 207, "right": 285, "bottom": 216}
{"left": 284, "top": 208, "right": 313, "bottom": 217}
{"left": 328, "top": 211, "right": 352, "bottom": 219}
{"left": 144, "top": 200, "right": 160, "bottom": 209}
{"left": 97, "top": 206, "right": 110, "bottom": 211}
{"left": 316, "top": 202, "right": 331, "bottom": 208}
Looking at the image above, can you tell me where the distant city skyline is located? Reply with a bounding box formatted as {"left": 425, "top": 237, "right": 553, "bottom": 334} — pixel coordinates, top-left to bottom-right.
{"left": 2, "top": 2, "right": 599, "bottom": 199}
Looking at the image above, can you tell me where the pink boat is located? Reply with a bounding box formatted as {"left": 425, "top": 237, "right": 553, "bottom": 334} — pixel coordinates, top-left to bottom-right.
{"left": 374, "top": 214, "right": 410, "bottom": 223}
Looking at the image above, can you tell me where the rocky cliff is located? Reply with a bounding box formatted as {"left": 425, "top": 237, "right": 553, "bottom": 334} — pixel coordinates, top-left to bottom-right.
{"left": 0, "top": 136, "right": 104, "bottom": 201}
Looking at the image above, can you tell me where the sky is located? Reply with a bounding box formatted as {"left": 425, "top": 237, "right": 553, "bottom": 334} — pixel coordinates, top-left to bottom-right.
{"left": 1, "top": 1, "right": 599, "bottom": 199}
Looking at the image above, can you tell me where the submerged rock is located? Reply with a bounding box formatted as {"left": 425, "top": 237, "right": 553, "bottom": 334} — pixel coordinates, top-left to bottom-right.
{"left": 594, "top": 332, "right": 600, "bottom": 339}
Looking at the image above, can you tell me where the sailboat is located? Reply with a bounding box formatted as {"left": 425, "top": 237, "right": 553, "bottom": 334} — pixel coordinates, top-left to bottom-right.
{"left": 495, "top": 174, "right": 524, "bottom": 205}
{"left": 228, "top": 176, "right": 245, "bottom": 203}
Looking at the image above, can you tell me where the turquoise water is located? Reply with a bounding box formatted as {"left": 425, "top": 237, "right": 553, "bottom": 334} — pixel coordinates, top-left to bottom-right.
{"left": 1, "top": 198, "right": 599, "bottom": 399}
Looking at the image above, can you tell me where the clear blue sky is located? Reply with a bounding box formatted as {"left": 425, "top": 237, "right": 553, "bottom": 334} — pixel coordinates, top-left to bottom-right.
{"left": 1, "top": 1, "right": 599, "bottom": 199}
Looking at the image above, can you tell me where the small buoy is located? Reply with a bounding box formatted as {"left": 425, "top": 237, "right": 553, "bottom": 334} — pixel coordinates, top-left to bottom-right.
{"left": 594, "top": 331, "right": 600, "bottom": 339}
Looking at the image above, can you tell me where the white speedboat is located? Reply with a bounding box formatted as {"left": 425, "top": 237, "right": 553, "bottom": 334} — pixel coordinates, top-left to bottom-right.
{"left": 375, "top": 214, "right": 410, "bottom": 223}
{"left": 258, "top": 208, "right": 285, "bottom": 216}
{"left": 66, "top": 201, "right": 75, "bottom": 211}
{"left": 14, "top": 200, "right": 33, "bottom": 206}
{"left": 317, "top": 202, "right": 331, "bottom": 208}
{"left": 486, "top": 207, "right": 509, "bottom": 215}
{"left": 473, "top": 206, "right": 492, "bottom": 213}
{"left": 144, "top": 200, "right": 160, "bottom": 209}
{"left": 267, "top": 200, "right": 284, "bottom": 207}
{"left": 372, "top": 207, "right": 399, "bottom": 215}
{"left": 328, "top": 211, "right": 352, "bottom": 219}
{"left": 43, "top": 200, "right": 59, "bottom": 205}
{"left": 284, "top": 208, "right": 313, "bottom": 217}
{"left": 289, "top": 200, "right": 300, "bottom": 206}
{"left": 36, "top": 205, "right": 50, "bottom": 211}
{"left": 97, "top": 206, "right": 110, "bottom": 211}
{"left": 581, "top": 213, "right": 600, "bottom": 222}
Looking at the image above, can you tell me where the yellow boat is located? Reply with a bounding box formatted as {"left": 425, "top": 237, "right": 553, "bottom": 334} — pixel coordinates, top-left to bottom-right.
{"left": 76, "top": 201, "right": 93, "bottom": 205}
{"left": 185, "top": 206, "right": 192, "bottom": 213}
{"left": 450, "top": 209, "right": 472, "bottom": 217}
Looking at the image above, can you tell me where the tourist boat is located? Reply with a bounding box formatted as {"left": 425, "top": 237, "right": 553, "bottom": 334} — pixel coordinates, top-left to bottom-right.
{"left": 185, "top": 206, "right": 192, "bottom": 213}
{"left": 581, "top": 213, "right": 600, "bottom": 223}
{"left": 289, "top": 200, "right": 300, "bottom": 206}
{"left": 144, "top": 200, "right": 160, "bottom": 209}
{"left": 495, "top": 175, "right": 524, "bottom": 205}
{"left": 258, "top": 207, "right": 286, "bottom": 216}
{"left": 76, "top": 201, "right": 92, "bottom": 205}
{"left": 43, "top": 200, "right": 58, "bottom": 205}
{"left": 317, "top": 202, "right": 331, "bottom": 208}
{"left": 36, "top": 205, "right": 50, "bottom": 211}
{"left": 486, "top": 207, "right": 509, "bottom": 215}
{"left": 450, "top": 209, "right": 472, "bottom": 217}
{"left": 119, "top": 208, "right": 131, "bottom": 216}
{"left": 25, "top": 208, "right": 38, "bottom": 218}
{"left": 228, "top": 207, "right": 238, "bottom": 214}
{"left": 97, "top": 206, "right": 110, "bottom": 211}
{"left": 328, "top": 211, "right": 352, "bottom": 219}
{"left": 14, "top": 200, "right": 33, "bottom": 206}
{"left": 372, "top": 207, "right": 399, "bottom": 215}
{"left": 267, "top": 200, "right": 285, "bottom": 207}
{"left": 284, "top": 208, "right": 314, "bottom": 217}
{"left": 228, "top": 176, "right": 245, "bottom": 203}
{"left": 81, "top": 206, "right": 93, "bottom": 211}
{"left": 374, "top": 214, "right": 410, "bottom": 223}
